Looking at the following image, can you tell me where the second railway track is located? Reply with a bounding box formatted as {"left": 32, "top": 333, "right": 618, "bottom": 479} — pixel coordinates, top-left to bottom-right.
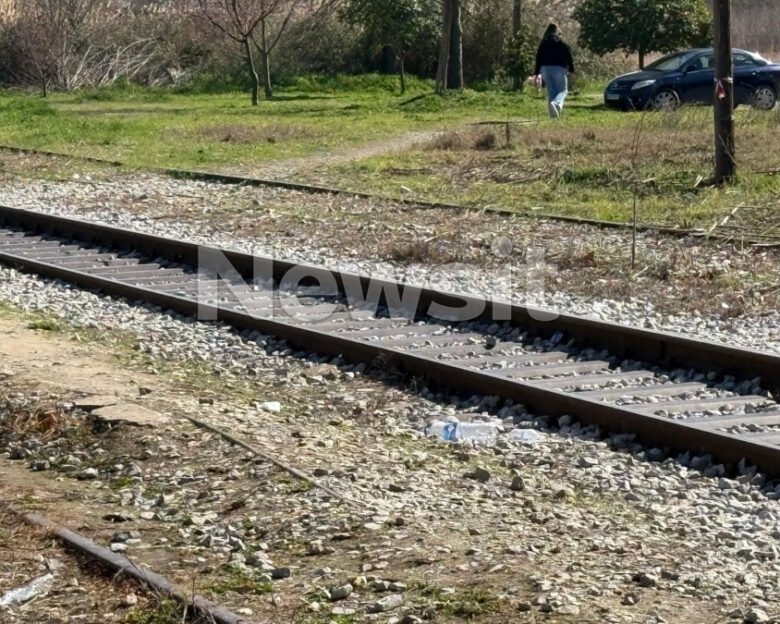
{"left": 1, "top": 204, "right": 780, "bottom": 473}
{"left": 3, "top": 143, "right": 779, "bottom": 246}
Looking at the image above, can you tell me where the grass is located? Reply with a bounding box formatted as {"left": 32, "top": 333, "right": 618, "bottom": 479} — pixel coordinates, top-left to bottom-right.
{"left": 415, "top": 583, "right": 502, "bottom": 619}
{"left": 126, "top": 599, "right": 186, "bottom": 624}
{"left": 205, "top": 567, "right": 273, "bottom": 596}
{"left": 0, "top": 76, "right": 778, "bottom": 234}
{"left": 324, "top": 105, "right": 780, "bottom": 235}
{"left": 0, "top": 75, "right": 544, "bottom": 171}
{"left": 111, "top": 475, "right": 136, "bottom": 490}
{"left": 295, "top": 616, "right": 355, "bottom": 624}
{"left": 26, "top": 318, "right": 62, "bottom": 332}
{"left": 442, "top": 587, "right": 501, "bottom": 618}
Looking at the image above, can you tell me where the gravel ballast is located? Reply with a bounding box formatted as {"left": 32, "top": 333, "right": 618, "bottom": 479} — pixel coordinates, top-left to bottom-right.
{"left": 0, "top": 164, "right": 777, "bottom": 354}
{"left": 1, "top": 158, "right": 780, "bottom": 622}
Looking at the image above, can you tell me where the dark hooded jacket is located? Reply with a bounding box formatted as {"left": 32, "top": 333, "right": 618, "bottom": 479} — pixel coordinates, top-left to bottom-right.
{"left": 534, "top": 34, "right": 575, "bottom": 75}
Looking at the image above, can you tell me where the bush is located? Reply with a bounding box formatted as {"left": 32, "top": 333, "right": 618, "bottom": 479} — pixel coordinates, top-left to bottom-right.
{"left": 503, "top": 24, "right": 538, "bottom": 89}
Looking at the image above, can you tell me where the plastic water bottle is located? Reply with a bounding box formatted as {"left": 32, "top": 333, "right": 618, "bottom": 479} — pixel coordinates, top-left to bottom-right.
{"left": 426, "top": 421, "right": 498, "bottom": 445}
{"left": 426, "top": 420, "right": 459, "bottom": 441}
{"left": 0, "top": 573, "right": 55, "bottom": 606}
{"left": 508, "top": 429, "right": 541, "bottom": 445}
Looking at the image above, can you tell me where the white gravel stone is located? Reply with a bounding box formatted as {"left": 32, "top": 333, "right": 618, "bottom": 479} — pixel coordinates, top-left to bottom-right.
{"left": 0, "top": 174, "right": 777, "bottom": 354}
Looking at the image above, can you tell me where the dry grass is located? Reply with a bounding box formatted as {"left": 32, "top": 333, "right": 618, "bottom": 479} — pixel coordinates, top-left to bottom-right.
{"left": 426, "top": 131, "right": 465, "bottom": 151}
{"left": 197, "top": 123, "right": 318, "bottom": 145}
{"left": 340, "top": 105, "right": 780, "bottom": 239}
{"left": 473, "top": 130, "right": 500, "bottom": 151}
{"left": 418, "top": 107, "right": 780, "bottom": 180}
{"left": 0, "top": 392, "right": 68, "bottom": 438}
{"left": 426, "top": 128, "right": 503, "bottom": 152}
{"left": 383, "top": 238, "right": 464, "bottom": 265}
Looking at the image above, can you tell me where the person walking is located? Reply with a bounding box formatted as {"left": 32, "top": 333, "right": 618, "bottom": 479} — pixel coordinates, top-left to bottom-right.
{"left": 534, "top": 23, "right": 575, "bottom": 119}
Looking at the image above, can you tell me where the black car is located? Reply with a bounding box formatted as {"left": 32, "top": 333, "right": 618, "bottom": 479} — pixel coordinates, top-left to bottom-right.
{"left": 604, "top": 48, "right": 780, "bottom": 111}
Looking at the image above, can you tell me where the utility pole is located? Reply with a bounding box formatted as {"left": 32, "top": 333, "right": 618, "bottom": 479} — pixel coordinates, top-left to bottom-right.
{"left": 512, "top": 0, "right": 522, "bottom": 90}
{"left": 713, "top": 0, "right": 736, "bottom": 183}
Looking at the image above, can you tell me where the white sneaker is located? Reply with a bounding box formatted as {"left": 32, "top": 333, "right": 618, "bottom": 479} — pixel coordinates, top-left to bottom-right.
{"left": 548, "top": 101, "right": 560, "bottom": 119}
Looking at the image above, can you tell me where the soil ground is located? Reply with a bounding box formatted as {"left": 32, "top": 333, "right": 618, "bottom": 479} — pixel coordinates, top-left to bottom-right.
{"left": 0, "top": 311, "right": 742, "bottom": 624}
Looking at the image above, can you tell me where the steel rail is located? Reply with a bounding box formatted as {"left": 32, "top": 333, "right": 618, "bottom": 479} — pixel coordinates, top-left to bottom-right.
{"left": 23, "top": 512, "right": 247, "bottom": 624}
{"left": 1, "top": 204, "right": 779, "bottom": 474}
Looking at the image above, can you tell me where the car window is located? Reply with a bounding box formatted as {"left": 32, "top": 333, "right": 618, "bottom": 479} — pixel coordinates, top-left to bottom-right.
{"left": 733, "top": 53, "right": 756, "bottom": 67}
{"left": 686, "top": 53, "right": 715, "bottom": 72}
{"left": 646, "top": 52, "right": 695, "bottom": 72}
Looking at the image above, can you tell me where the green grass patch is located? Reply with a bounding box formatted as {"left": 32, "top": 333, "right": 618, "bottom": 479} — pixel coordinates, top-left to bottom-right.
{"left": 440, "top": 587, "right": 501, "bottom": 618}
{"left": 294, "top": 615, "right": 356, "bottom": 624}
{"left": 126, "top": 599, "right": 183, "bottom": 624}
{"left": 0, "top": 78, "right": 545, "bottom": 171}
{"left": 1, "top": 78, "right": 777, "bottom": 235}
{"left": 205, "top": 567, "right": 273, "bottom": 596}
{"left": 322, "top": 104, "right": 780, "bottom": 235}
{"left": 111, "top": 475, "right": 136, "bottom": 490}
{"left": 26, "top": 318, "right": 62, "bottom": 332}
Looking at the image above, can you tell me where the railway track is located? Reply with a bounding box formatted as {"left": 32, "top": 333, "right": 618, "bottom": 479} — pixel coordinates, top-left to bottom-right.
{"left": 1, "top": 204, "right": 780, "bottom": 474}
{"left": 3, "top": 143, "right": 778, "bottom": 246}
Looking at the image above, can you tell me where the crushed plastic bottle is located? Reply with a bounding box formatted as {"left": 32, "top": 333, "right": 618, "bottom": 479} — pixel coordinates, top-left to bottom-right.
{"left": 426, "top": 421, "right": 499, "bottom": 445}
{"left": 0, "top": 573, "right": 55, "bottom": 607}
{"left": 508, "top": 429, "right": 541, "bottom": 445}
{"left": 425, "top": 420, "right": 459, "bottom": 441}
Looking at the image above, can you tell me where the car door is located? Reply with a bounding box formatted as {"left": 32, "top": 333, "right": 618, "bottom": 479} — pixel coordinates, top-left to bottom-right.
{"left": 679, "top": 52, "right": 715, "bottom": 104}
{"left": 733, "top": 52, "right": 759, "bottom": 104}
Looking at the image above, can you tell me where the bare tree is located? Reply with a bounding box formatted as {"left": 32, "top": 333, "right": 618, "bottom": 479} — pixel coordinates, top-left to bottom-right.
{"left": 7, "top": 0, "right": 158, "bottom": 95}
{"left": 12, "top": 0, "right": 97, "bottom": 96}
{"left": 194, "top": 0, "right": 289, "bottom": 105}
{"left": 250, "top": 0, "right": 301, "bottom": 99}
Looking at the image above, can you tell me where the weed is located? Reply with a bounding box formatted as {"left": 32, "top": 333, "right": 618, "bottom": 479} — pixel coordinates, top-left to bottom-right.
{"left": 441, "top": 587, "right": 501, "bottom": 618}
{"left": 384, "top": 239, "right": 461, "bottom": 265}
{"left": 196, "top": 123, "right": 317, "bottom": 145}
{"left": 473, "top": 131, "right": 499, "bottom": 151}
{"left": 295, "top": 615, "right": 356, "bottom": 624}
{"left": 26, "top": 318, "right": 62, "bottom": 332}
{"left": 111, "top": 475, "right": 135, "bottom": 490}
{"left": 205, "top": 567, "right": 273, "bottom": 596}
{"left": 126, "top": 599, "right": 184, "bottom": 624}
{"left": 428, "top": 131, "right": 464, "bottom": 151}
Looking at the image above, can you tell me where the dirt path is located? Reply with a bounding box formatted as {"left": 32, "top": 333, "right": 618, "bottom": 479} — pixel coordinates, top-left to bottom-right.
{"left": 224, "top": 129, "right": 442, "bottom": 180}
{"left": 0, "top": 320, "right": 162, "bottom": 403}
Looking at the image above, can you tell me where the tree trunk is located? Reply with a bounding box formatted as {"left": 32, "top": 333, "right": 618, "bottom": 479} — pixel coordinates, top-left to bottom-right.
{"left": 260, "top": 50, "right": 272, "bottom": 99}
{"left": 398, "top": 54, "right": 406, "bottom": 94}
{"left": 40, "top": 73, "right": 48, "bottom": 98}
{"left": 380, "top": 45, "right": 395, "bottom": 74}
{"left": 638, "top": 48, "right": 645, "bottom": 70}
{"left": 243, "top": 37, "right": 260, "bottom": 106}
{"left": 260, "top": 19, "right": 272, "bottom": 99}
{"left": 447, "top": 0, "right": 463, "bottom": 89}
{"left": 512, "top": 0, "right": 522, "bottom": 90}
{"left": 435, "top": 0, "right": 454, "bottom": 94}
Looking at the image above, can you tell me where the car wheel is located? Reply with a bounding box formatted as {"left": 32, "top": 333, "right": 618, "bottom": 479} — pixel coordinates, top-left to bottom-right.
{"left": 752, "top": 85, "right": 777, "bottom": 111}
{"left": 652, "top": 89, "right": 680, "bottom": 111}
